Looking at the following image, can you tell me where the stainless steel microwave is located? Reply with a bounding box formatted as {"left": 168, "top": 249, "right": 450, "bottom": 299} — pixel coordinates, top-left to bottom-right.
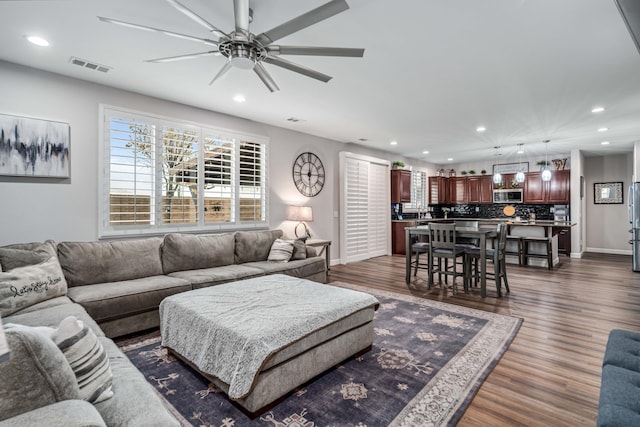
{"left": 493, "top": 189, "right": 523, "bottom": 203}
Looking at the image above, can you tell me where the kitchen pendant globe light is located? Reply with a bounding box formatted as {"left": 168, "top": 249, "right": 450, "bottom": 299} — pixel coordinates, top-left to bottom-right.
{"left": 541, "top": 169, "right": 552, "bottom": 181}
{"left": 493, "top": 172, "right": 502, "bottom": 184}
{"left": 515, "top": 143, "right": 525, "bottom": 183}
{"left": 515, "top": 171, "right": 525, "bottom": 183}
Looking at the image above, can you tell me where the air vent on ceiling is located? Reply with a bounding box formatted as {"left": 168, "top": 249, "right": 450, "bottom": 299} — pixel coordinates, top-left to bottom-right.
{"left": 69, "top": 57, "right": 111, "bottom": 73}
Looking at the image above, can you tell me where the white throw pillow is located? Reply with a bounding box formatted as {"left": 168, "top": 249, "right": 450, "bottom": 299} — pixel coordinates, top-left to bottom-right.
{"left": 267, "top": 239, "right": 295, "bottom": 262}
{"left": 0, "top": 256, "right": 68, "bottom": 317}
{"left": 37, "top": 316, "right": 114, "bottom": 404}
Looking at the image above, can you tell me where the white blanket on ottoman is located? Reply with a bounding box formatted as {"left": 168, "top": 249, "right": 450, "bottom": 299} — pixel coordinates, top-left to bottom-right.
{"left": 159, "top": 274, "right": 379, "bottom": 400}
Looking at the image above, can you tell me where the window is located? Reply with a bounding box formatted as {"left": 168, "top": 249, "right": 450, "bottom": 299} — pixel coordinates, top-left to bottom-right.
{"left": 405, "top": 170, "right": 427, "bottom": 211}
{"left": 100, "top": 106, "right": 268, "bottom": 237}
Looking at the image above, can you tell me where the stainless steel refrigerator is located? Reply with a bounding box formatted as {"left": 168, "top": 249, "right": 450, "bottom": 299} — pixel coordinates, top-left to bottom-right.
{"left": 628, "top": 183, "right": 640, "bottom": 271}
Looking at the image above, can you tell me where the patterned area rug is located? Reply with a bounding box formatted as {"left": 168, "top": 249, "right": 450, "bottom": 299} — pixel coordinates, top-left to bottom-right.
{"left": 118, "top": 283, "right": 521, "bottom": 427}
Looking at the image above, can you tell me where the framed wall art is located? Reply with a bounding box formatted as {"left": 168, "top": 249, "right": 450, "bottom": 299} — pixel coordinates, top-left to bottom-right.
{"left": 594, "top": 181, "right": 623, "bottom": 204}
{"left": 0, "top": 113, "right": 70, "bottom": 178}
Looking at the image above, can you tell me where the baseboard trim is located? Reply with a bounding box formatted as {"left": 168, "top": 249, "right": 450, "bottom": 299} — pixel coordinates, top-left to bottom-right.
{"left": 585, "top": 247, "right": 632, "bottom": 255}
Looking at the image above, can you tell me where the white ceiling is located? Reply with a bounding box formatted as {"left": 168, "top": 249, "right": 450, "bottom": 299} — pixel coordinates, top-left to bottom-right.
{"left": 1, "top": 0, "right": 640, "bottom": 164}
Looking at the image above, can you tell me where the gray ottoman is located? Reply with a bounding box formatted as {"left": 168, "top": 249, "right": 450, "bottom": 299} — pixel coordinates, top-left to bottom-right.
{"left": 159, "top": 274, "right": 379, "bottom": 416}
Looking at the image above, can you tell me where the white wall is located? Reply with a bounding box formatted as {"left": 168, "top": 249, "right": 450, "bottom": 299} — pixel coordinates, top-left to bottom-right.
{"left": 584, "top": 154, "right": 633, "bottom": 254}
{"left": 0, "top": 61, "right": 435, "bottom": 264}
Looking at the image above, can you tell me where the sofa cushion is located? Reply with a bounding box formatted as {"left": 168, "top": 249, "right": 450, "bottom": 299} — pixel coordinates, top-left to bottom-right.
{"left": 66, "top": 275, "right": 191, "bottom": 323}
{"left": 267, "top": 238, "right": 295, "bottom": 262}
{"left": 3, "top": 297, "right": 105, "bottom": 338}
{"left": 39, "top": 316, "right": 114, "bottom": 404}
{"left": 94, "top": 340, "right": 179, "bottom": 427}
{"left": 169, "top": 264, "right": 265, "bottom": 289}
{"left": 0, "top": 325, "right": 80, "bottom": 422}
{"left": 161, "top": 232, "right": 235, "bottom": 274}
{"left": 0, "top": 240, "right": 57, "bottom": 271}
{"left": 234, "top": 229, "right": 283, "bottom": 264}
{"left": 57, "top": 238, "right": 164, "bottom": 287}
{"left": 602, "top": 329, "right": 640, "bottom": 372}
{"left": 598, "top": 364, "right": 640, "bottom": 425}
{"left": 0, "top": 256, "right": 68, "bottom": 317}
{"left": 290, "top": 239, "right": 307, "bottom": 260}
{"left": 0, "top": 400, "right": 107, "bottom": 427}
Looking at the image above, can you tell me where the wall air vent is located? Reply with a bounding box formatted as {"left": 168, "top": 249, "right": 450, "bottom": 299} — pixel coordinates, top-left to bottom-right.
{"left": 69, "top": 57, "right": 111, "bottom": 73}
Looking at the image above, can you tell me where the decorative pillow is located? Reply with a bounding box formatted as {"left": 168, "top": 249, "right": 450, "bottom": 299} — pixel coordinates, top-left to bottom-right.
{"left": 267, "top": 239, "right": 295, "bottom": 262}
{"left": 288, "top": 239, "right": 307, "bottom": 260}
{"left": 0, "top": 324, "right": 80, "bottom": 422}
{"left": 0, "top": 240, "right": 57, "bottom": 272}
{"left": 38, "top": 316, "right": 114, "bottom": 404}
{"left": 0, "top": 256, "right": 68, "bottom": 317}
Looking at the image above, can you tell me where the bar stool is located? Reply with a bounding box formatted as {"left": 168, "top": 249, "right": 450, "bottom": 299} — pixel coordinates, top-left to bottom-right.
{"left": 427, "top": 223, "right": 467, "bottom": 294}
{"left": 522, "top": 235, "right": 553, "bottom": 269}
{"left": 505, "top": 235, "right": 523, "bottom": 266}
{"left": 465, "top": 222, "right": 510, "bottom": 297}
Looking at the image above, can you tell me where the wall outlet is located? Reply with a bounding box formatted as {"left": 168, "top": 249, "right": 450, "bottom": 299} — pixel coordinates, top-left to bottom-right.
{"left": 475, "top": 206, "right": 480, "bottom": 212}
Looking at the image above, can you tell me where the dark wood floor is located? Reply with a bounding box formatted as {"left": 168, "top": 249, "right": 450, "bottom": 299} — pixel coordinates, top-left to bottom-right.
{"left": 329, "top": 252, "right": 640, "bottom": 426}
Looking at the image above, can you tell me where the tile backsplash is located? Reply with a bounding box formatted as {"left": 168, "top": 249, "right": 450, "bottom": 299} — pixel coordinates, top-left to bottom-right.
{"left": 407, "top": 204, "right": 557, "bottom": 220}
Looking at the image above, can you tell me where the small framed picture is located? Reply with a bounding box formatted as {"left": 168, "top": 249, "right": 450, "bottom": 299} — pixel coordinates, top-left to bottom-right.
{"left": 594, "top": 182, "right": 623, "bottom": 204}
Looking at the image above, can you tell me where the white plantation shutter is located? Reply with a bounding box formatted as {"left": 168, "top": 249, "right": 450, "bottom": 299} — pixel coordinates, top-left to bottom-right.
{"left": 405, "top": 170, "right": 427, "bottom": 210}
{"left": 340, "top": 152, "right": 390, "bottom": 263}
{"left": 369, "top": 162, "right": 389, "bottom": 257}
{"left": 100, "top": 106, "right": 268, "bottom": 237}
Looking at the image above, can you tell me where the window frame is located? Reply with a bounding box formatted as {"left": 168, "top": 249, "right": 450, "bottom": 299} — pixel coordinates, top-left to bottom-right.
{"left": 99, "top": 105, "right": 269, "bottom": 238}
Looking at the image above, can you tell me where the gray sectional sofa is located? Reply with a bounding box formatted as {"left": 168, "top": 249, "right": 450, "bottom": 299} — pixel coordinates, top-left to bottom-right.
{"left": 0, "top": 229, "right": 326, "bottom": 426}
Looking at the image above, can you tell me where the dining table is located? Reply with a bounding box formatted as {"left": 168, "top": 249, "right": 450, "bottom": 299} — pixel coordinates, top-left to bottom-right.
{"left": 405, "top": 224, "right": 497, "bottom": 297}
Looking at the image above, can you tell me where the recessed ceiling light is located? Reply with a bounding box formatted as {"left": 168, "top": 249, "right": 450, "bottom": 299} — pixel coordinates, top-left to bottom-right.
{"left": 233, "top": 94, "right": 245, "bottom": 103}
{"left": 390, "top": 141, "right": 398, "bottom": 145}
{"left": 26, "top": 36, "right": 49, "bottom": 47}
{"left": 422, "top": 150, "right": 429, "bottom": 154}
{"left": 476, "top": 126, "right": 486, "bottom": 133}
{"left": 447, "top": 158, "right": 453, "bottom": 161}
{"left": 591, "top": 106, "right": 605, "bottom": 113}
{"left": 601, "top": 141, "right": 610, "bottom": 145}
{"left": 598, "top": 127, "right": 609, "bottom": 132}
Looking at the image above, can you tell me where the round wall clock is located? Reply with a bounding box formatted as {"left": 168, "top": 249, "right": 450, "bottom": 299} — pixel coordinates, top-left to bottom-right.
{"left": 292, "top": 152, "right": 325, "bottom": 197}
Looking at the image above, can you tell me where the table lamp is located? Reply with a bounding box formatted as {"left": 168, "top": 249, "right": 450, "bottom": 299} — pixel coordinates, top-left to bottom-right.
{"left": 287, "top": 205, "right": 313, "bottom": 240}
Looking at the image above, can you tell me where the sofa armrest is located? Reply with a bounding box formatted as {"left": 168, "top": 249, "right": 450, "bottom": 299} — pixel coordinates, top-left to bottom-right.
{"left": 0, "top": 400, "right": 106, "bottom": 427}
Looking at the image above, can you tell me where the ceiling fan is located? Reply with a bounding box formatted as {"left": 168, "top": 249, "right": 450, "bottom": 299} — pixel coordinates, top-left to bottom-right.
{"left": 98, "top": 0, "right": 364, "bottom": 92}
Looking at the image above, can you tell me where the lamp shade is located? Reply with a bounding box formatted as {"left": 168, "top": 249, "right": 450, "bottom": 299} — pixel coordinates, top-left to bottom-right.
{"left": 287, "top": 205, "right": 313, "bottom": 222}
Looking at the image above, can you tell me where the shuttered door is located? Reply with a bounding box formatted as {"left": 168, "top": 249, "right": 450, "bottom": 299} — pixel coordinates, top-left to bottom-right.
{"left": 340, "top": 152, "right": 390, "bottom": 263}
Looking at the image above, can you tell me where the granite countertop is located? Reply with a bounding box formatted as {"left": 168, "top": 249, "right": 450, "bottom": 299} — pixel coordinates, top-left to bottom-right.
{"left": 417, "top": 218, "right": 575, "bottom": 227}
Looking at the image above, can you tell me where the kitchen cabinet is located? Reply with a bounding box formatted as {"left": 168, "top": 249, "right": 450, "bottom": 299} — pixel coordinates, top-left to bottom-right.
{"left": 494, "top": 173, "right": 517, "bottom": 189}
{"left": 391, "top": 169, "right": 412, "bottom": 203}
{"left": 429, "top": 176, "right": 448, "bottom": 204}
{"left": 556, "top": 227, "right": 571, "bottom": 255}
{"left": 449, "top": 177, "right": 468, "bottom": 204}
{"left": 524, "top": 170, "right": 570, "bottom": 204}
{"left": 468, "top": 175, "right": 493, "bottom": 204}
{"left": 392, "top": 221, "right": 414, "bottom": 254}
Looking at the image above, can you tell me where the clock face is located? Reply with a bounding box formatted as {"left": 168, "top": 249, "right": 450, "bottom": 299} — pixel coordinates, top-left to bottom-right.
{"left": 292, "top": 152, "right": 325, "bottom": 197}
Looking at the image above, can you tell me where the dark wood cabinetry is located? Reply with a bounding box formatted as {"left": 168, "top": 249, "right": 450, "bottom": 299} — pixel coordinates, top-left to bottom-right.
{"left": 468, "top": 175, "right": 493, "bottom": 204}
{"left": 391, "top": 169, "right": 412, "bottom": 203}
{"left": 429, "top": 176, "right": 448, "bottom": 204}
{"left": 524, "top": 170, "right": 570, "bottom": 204}
{"left": 556, "top": 227, "right": 571, "bottom": 255}
{"left": 392, "top": 221, "right": 413, "bottom": 254}
{"left": 448, "top": 177, "right": 468, "bottom": 204}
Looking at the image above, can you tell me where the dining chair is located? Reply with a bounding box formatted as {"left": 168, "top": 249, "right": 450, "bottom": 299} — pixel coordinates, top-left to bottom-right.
{"left": 411, "top": 237, "right": 430, "bottom": 277}
{"left": 465, "top": 222, "right": 510, "bottom": 297}
{"left": 427, "top": 223, "right": 467, "bottom": 294}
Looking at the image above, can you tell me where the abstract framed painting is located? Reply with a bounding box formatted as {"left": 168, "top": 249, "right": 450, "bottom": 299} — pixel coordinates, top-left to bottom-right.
{"left": 0, "top": 113, "right": 70, "bottom": 177}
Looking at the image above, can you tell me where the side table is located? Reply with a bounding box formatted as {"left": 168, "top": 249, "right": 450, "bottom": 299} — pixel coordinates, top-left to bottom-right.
{"left": 305, "top": 239, "right": 331, "bottom": 275}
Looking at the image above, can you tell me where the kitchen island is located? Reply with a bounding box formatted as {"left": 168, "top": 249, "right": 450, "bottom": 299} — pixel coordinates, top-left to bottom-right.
{"left": 405, "top": 218, "right": 575, "bottom": 269}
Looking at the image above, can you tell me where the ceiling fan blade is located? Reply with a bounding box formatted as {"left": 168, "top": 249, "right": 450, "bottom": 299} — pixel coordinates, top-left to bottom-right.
{"left": 255, "top": 0, "right": 349, "bottom": 46}
{"left": 233, "top": 0, "right": 250, "bottom": 40}
{"left": 98, "top": 16, "right": 218, "bottom": 46}
{"left": 263, "top": 56, "right": 332, "bottom": 83}
{"left": 165, "top": 0, "right": 228, "bottom": 39}
{"left": 209, "top": 61, "right": 233, "bottom": 85}
{"left": 253, "top": 63, "right": 280, "bottom": 92}
{"left": 268, "top": 45, "right": 364, "bottom": 57}
{"left": 145, "top": 50, "right": 219, "bottom": 63}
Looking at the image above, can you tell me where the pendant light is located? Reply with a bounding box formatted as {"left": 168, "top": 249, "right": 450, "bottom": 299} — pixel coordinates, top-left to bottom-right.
{"left": 515, "top": 143, "right": 525, "bottom": 183}
{"left": 541, "top": 140, "right": 552, "bottom": 182}
{"left": 492, "top": 146, "right": 502, "bottom": 184}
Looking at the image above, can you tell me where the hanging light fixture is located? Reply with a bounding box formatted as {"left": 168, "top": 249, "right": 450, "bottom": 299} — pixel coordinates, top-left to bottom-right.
{"left": 515, "top": 143, "right": 525, "bottom": 183}
{"left": 541, "top": 140, "right": 552, "bottom": 182}
{"left": 492, "top": 146, "right": 502, "bottom": 184}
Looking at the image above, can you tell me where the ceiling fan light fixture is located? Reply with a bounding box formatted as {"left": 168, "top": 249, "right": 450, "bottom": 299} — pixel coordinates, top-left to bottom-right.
{"left": 229, "top": 45, "right": 257, "bottom": 70}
